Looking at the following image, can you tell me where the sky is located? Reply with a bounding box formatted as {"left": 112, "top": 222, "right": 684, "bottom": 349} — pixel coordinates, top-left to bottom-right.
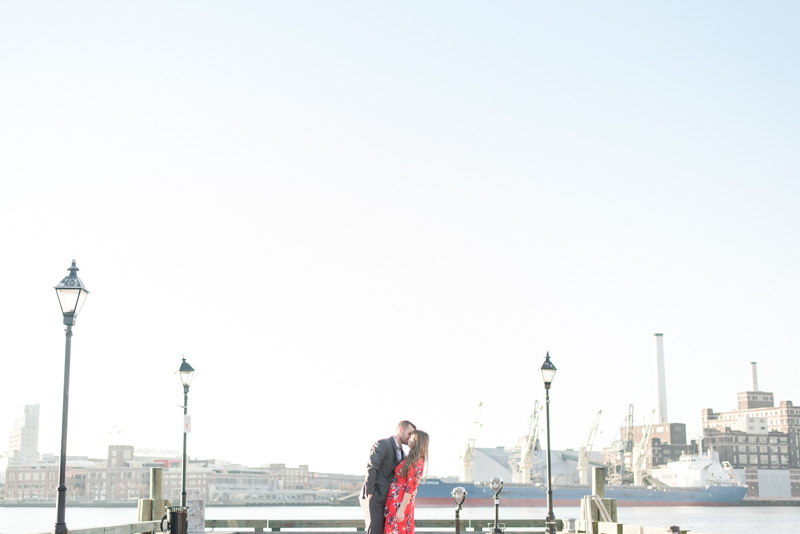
{"left": 1, "top": 2, "right": 799, "bottom": 478}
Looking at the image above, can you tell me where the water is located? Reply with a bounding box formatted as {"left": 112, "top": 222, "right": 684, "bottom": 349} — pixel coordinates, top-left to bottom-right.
{"left": 1, "top": 505, "right": 799, "bottom": 534}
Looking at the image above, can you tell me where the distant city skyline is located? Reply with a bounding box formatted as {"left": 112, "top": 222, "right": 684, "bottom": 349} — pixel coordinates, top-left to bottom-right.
{"left": 3, "top": 356, "right": 795, "bottom": 478}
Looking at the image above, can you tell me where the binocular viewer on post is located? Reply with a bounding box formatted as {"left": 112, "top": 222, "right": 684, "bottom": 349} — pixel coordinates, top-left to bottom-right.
{"left": 161, "top": 506, "right": 189, "bottom": 534}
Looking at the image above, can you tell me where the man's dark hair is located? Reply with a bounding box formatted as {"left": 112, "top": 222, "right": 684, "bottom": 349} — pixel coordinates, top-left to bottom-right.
{"left": 397, "top": 420, "right": 416, "bottom": 431}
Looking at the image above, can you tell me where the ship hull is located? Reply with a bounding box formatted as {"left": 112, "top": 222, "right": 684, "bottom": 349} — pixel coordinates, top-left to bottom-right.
{"left": 416, "top": 480, "right": 747, "bottom": 507}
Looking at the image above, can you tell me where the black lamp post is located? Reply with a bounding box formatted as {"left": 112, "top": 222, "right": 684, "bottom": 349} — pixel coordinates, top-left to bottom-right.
{"left": 451, "top": 486, "right": 466, "bottom": 534}
{"left": 489, "top": 476, "right": 503, "bottom": 534}
{"left": 53, "top": 260, "right": 90, "bottom": 534}
{"left": 539, "top": 352, "right": 557, "bottom": 534}
{"left": 176, "top": 358, "right": 195, "bottom": 507}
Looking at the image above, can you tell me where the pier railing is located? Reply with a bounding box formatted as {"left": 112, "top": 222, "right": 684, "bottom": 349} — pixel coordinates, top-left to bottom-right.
{"left": 29, "top": 520, "right": 161, "bottom": 534}
{"left": 27, "top": 518, "right": 722, "bottom": 534}
{"left": 205, "top": 518, "right": 563, "bottom": 533}
{"left": 27, "top": 519, "right": 563, "bottom": 534}
{"left": 203, "top": 520, "right": 717, "bottom": 534}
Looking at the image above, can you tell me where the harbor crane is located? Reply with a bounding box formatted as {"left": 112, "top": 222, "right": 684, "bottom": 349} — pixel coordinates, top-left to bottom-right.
{"left": 514, "top": 400, "right": 543, "bottom": 483}
{"left": 603, "top": 404, "right": 635, "bottom": 485}
{"left": 577, "top": 410, "right": 602, "bottom": 485}
{"left": 460, "top": 402, "right": 483, "bottom": 482}
{"left": 619, "top": 404, "right": 635, "bottom": 479}
{"left": 632, "top": 409, "right": 656, "bottom": 486}
{"left": 622, "top": 404, "right": 634, "bottom": 453}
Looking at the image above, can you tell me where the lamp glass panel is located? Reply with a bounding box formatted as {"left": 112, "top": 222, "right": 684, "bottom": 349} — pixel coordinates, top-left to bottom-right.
{"left": 56, "top": 288, "right": 81, "bottom": 314}
{"left": 74, "top": 289, "right": 89, "bottom": 317}
{"left": 178, "top": 370, "right": 194, "bottom": 387}
{"left": 541, "top": 367, "right": 556, "bottom": 385}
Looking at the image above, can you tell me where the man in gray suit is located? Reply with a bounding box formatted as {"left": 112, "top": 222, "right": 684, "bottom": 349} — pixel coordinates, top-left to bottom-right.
{"left": 361, "top": 421, "right": 416, "bottom": 534}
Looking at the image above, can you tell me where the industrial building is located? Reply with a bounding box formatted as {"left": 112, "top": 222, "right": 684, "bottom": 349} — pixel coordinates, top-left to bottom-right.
{"left": 701, "top": 362, "right": 800, "bottom": 498}
{"left": 604, "top": 335, "right": 697, "bottom": 483}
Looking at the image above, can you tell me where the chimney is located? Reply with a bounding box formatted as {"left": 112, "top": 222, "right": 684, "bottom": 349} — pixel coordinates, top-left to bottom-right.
{"left": 655, "top": 333, "right": 668, "bottom": 424}
{"left": 751, "top": 362, "right": 758, "bottom": 391}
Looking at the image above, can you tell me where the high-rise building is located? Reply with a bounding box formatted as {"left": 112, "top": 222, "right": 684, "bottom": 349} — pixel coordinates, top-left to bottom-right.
{"left": 0, "top": 405, "right": 41, "bottom": 486}
{"left": 8, "top": 405, "right": 40, "bottom": 465}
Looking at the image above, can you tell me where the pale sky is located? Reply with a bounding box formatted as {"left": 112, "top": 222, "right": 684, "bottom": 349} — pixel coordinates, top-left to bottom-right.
{"left": 1, "top": 2, "right": 799, "bottom": 478}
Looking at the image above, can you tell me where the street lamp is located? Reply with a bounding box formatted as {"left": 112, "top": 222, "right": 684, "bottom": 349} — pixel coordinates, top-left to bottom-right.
{"left": 489, "top": 476, "right": 503, "bottom": 534}
{"left": 53, "top": 260, "right": 90, "bottom": 534}
{"left": 451, "top": 487, "right": 467, "bottom": 534}
{"left": 175, "top": 358, "right": 194, "bottom": 507}
{"left": 539, "top": 352, "right": 557, "bottom": 534}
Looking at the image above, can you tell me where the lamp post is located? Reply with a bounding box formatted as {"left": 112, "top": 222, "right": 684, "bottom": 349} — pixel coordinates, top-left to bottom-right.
{"left": 451, "top": 486, "right": 467, "bottom": 534}
{"left": 489, "top": 476, "right": 503, "bottom": 534}
{"left": 539, "top": 352, "right": 557, "bottom": 534}
{"left": 53, "top": 260, "right": 90, "bottom": 534}
{"left": 176, "top": 358, "right": 195, "bottom": 507}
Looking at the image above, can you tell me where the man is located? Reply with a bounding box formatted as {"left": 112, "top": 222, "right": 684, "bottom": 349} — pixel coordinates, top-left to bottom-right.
{"left": 361, "top": 421, "right": 416, "bottom": 534}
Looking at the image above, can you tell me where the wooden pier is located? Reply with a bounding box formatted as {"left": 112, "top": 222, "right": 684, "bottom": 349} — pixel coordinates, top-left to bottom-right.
{"left": 25, "top": 467, "right": 720, "bottom": 534}
{"left": 26, "top": 517, "right": 724, "bottom": 534}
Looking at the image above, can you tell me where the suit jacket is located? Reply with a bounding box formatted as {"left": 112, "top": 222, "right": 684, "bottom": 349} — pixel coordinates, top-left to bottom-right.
{"left": 362, "top": 436, "right": 403, "bottom": 502}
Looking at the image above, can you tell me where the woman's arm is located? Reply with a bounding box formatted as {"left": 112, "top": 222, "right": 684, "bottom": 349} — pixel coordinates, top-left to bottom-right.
{"left": 396, "top": 492, "right": 413, "bottom": 522}
{"left": 397, "top": 461, "right": 423, "bottom": 522}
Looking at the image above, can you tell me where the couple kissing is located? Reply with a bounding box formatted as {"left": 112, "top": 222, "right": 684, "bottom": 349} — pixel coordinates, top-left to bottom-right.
{"left": 361, "top": 421, "right": 430, "bottom": 534}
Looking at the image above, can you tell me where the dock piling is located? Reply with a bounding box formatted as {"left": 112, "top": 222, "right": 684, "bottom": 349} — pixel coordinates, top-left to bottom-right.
{"left": 138, "top": 466, "right": 171, "bottom": 533}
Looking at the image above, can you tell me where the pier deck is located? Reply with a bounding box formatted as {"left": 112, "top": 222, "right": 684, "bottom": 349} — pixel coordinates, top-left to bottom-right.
{"left": 26, "top": 518, "right": 723, "bottom": 534}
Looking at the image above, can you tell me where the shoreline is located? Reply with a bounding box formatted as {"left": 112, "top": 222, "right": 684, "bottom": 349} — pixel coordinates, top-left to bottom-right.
{"left": 0, "top": 501, "right": 360, "bottom": 508}
{"left": 2, "top": 500, "right": 799, "bottom": 507}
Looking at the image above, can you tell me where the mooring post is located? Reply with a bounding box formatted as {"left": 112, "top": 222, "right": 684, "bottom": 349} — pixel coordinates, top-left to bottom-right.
{"left": 151, "top": 467, "right": 170, "bottom": 523}
{"left": 138, "top": 467, "right": 164, "bottom": 533}
{"left": 151, "top": 467, "right": 163, "bottom": 500}
{"left": 591, "top": 466, "right": 605, "bottom": 499}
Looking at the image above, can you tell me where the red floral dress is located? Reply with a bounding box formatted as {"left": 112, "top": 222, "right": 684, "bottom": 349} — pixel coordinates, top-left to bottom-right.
{"left": 384, "top": 458, "right": 424, "bottom": 534}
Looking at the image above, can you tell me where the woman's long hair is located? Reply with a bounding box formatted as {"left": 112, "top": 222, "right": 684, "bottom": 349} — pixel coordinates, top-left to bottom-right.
{"left": 400, "top": 429, "right": 429, "bottom": 478}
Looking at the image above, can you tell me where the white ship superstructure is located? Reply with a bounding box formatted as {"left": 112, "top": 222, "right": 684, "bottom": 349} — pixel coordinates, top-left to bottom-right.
{"left": 650, "top": 451, "right": 745, "bottom": 488}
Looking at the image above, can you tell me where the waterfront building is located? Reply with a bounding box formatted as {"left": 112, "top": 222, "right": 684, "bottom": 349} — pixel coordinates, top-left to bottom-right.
{"left": 310, "top": 471, "right": 363, "bottom": 491}
{"left": 8, "top": 405, "right": 40, "bottom": 466}
{"left": 701, "top": 362, "right": 800, "bottom": 467}
{"left": 0, "top": 405, "right": 41, "bottom": 486}
{"left": 133, "top": 447, "right": 183, "bottom": 468}
{"left": 702, "top": 400, "right": 800, "bottom": 443}
{"left": 3, "top": 444, "right": 346, "bottom": 504}
{"left": 161, "top": 460, "right": 344, "bottom": 503}
{"left": 264, "top": 463, "right": 311, "bottom": 490}
{"left": 4, "top": 460, "right": 150, "bottom": 502}
{"left": 699, "top": 362, "right": 800, "bottom": 498}
{"left": 702, "top": 427, "right": 797, "bottom": 469}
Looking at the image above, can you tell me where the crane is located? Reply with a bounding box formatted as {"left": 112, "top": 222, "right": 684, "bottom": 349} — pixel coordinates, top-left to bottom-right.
{"left": 515, "top": 400, "right": 543, "bottom": 483}
{"left": 619, "top": 404, "right": 634, "bottom": 479}
{"left": 460, "top": 402, "right": 483, "bottom": 482}
{"left": 577, "top": 410, "right": 602, "bottom": 485}
{"left": 622, "top": 404, "right": 635, "bottom": 452}
{"left": 602, "top": 405, "right": 635, "bottom": 485}
{"left": 632, "top": 409, "right": 656, "bottom": 486}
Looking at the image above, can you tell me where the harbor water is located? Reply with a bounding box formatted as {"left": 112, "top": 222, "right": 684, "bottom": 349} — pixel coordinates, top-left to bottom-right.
{"left": 1, "top": 505, "right": 799, "bottom": 534}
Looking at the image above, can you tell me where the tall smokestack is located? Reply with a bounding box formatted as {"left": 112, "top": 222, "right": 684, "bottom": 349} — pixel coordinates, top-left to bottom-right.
{"left": 655, "top": 333, "right": 668, "bottom": 424}
{"left": 751, "top": 362, "right": 758, "bottom": 391}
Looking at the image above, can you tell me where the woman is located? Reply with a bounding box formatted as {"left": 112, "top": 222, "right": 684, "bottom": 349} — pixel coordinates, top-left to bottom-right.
{"left": 384, "top": 430, "right": 429, "bottom": 534}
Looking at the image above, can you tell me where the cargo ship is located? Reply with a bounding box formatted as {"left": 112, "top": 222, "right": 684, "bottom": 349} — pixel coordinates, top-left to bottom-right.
{"left": 416, "top": 451, "right": 747, "bottom": 507}
{"left": 415, "top": 478, "right": 747, "bottom": 507}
